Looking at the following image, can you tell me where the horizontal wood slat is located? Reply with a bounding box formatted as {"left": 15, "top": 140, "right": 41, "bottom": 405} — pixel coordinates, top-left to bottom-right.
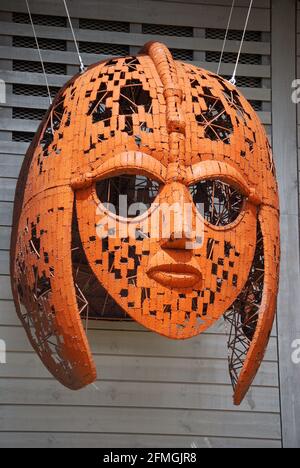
{"left": 0, "top": 405, "right": 281, "bottom": 439}
{"left": 0, "top": 251, "right": 9, "bottom": 275}
{"left": 0, "top": 179, "right": 17, "bottom": 203}
{"left": 0, "top": 227, "right": 11, "bottom": 250}
{"left": 0, "top": 432, "right": 281, "bottom": 449}
{"left": 0, "top": 297, "right": 278, "bottom": 337}
{"left": 0, "top": 276, "right": 12, "bottom": 299}
{"left": 0, "top": 325, "right": 279, "bottom": 361}
{"left": 0, "top": 378, "right": 280, "bottom": 413}
{"left": 0, "top": 70, "right": 70, "bottom": 87}
{"left": 0, "top": 351, "right": 279, "bottom": 387}
{"left": 0, "top": 202, "right": 13, "bottom": 227}
{"left": 0, "top": 154, "right": 23, "bottom": 179}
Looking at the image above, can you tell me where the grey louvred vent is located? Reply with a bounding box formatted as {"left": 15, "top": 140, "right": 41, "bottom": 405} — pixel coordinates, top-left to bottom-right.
{"left": 170, "top": 48, "right": 193, "bottom": 61}
{"left": 13, "top": 84, "right": 59, "bottom": 99}
{"left": 13, "top": 60, "right": 67, "bottom": 75}
{"left": 206, "top": 51, "right": 262, "bottom": 65}
{"left": 13, "top": 36, "right": 67, "bottom": 51}
{"left": 13, "top": 108, "right": 47, "bottom": 121}
{"left": 206, "top": 29, "right": 262, "bottom": 42}
{"left": 12, "top": 12, "right": 67, "bottom": 27}
{"left": 142, "top": 23, "right": 193, "bottom": 37}
{"left": 12, "top": 131, "right": 35, "bottom": 142}
{"left": 249, "top": 101, "right": 263, "bottom": 112}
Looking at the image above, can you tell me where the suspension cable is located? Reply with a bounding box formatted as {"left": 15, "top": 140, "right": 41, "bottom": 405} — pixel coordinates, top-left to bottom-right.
{"left": 217, "top": 0, "right": 236, "bottom": 76}
{"left": 229, "top": 0, "right": 254, "bottom": 85}
{"left": 25, "top": 0, "right": 53, "bottom": 107}
{"left": 62, "top": 0, "right": 86, "bottom": 73}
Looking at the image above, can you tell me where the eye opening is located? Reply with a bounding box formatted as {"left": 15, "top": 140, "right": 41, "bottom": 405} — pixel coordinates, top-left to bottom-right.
{"left": 94, "top": 174, "right": 162, "bottom": 219}
{"left": 189, "top": 179, "right": 246, "bottom": 227}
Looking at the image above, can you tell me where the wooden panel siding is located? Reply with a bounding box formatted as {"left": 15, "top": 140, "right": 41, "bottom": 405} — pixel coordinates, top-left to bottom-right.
{"left": 0, "top": 0, "right": 286, "bottom": 448}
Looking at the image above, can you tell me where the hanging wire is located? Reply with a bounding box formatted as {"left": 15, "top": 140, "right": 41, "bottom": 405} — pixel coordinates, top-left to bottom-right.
{"left": 229, "top": 0, "right": 254, "bottom": 85}
{"left": 25, "top": 0, "right": 53, "bottom": 108}
{"left": 62, "top": 0, "right": 86, "bottom": 73}
{"left": 217, "top": 0, "right": 254, "bottom": 86}
{"left": 217, "top": 0, "right": 236, "bottom": 76}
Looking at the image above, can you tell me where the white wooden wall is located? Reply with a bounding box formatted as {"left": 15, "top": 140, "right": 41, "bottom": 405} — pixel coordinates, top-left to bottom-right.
{"left": 0, "top": 0, "right": 283, "bottom": 448}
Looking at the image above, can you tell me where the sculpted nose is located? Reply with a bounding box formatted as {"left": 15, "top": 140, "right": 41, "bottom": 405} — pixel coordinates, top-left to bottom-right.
{"left": 158, "top": 181, "right": 195, "bottom": 250}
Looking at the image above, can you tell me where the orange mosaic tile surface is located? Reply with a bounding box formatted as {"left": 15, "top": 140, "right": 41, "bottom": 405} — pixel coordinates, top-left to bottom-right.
{"left": 10, "top": 42, "right": 280, "bottom": 404}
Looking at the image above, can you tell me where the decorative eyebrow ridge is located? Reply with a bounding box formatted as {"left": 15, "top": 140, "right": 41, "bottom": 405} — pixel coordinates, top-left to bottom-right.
{"left": 71, "top": 151, "right": 167, "bottom": 190}
{"left": 186, "top": 161, "right": 261, "bottom": 206}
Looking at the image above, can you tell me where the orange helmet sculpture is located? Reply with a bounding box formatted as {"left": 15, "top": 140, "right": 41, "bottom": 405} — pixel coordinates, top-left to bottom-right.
{"left": 10, "top": 42, "right": 280, "bottom": 405}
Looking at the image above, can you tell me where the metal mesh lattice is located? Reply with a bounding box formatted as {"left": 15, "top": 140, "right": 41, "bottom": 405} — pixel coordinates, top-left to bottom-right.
{"left": 205, "top": 29, "right": 262, "bottom": 42}
{"left": 170, "top": 48, "right": 193, "bottom": 61}
{"left": 13, "top": 108, "right": 46, "bottom": 121}
{"left": 13, "top": 84, "right": 59, "bottom": 99}
{"left": 249, "top": 101, "right": 262, "bottom": 112}
{"left": 13, "top": 36, "right": 67, "bottom": 51}
{"left": 206, "top": 51, "right": 262, "bottom": 65}
{"left": 142, "top": 23, "right": 193, "bottom": 37}
{"left": 224, "top": 222, "right": 264, "bottom": 390}
{"left": 72, "top": 207, "right": 130, "bottom": 321}
{"left": 13, "top": 12, "right": 67, "bottom": 27}
{"left": 12, "top": 131, "right": 35, "bottom": 142}
{"left": 13, "top": 60, "right": 67, "bottom": 75}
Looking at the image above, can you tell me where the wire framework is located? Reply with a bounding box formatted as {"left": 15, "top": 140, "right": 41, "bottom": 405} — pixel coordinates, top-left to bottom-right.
{"left": 224, "top": 222, "right": 264, "bottom": 389}
{"left": 72, "top": 207, "right": 128, "bottom": 320}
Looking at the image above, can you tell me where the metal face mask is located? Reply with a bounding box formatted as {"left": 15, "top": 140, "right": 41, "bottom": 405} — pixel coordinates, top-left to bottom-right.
{"left": 11, "top": 42, "right": 280, "bottom": 405}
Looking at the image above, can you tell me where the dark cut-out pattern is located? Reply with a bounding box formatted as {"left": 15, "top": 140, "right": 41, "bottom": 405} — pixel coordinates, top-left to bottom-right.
{"left": 119, "top": 79, "right": 153, "bottom": 135}
{"left": 71, "top": 205, "right": 129, "bottom": 320}
{"left": 119, "top": 78, "right": 153, "bottom": 136}
{"left": 224, "top": 221, "right": 264, "bottom": 389}
{"left": 87, "top": 82, "right": 113, "bottom": 124}
{"left": 214, "top": 75, "right": 256, "bottom": 150}
{"left": 122, "top": 57, "right": 140, "bottom": 72}
{"left": 96, "top": 175, "right": 160, "bottom": 218}
{"left": 194, "top": 86, "right": 233, "bottom": 144}
{"left": 29, "top": 220, "right": 41, "bottom": 256}
{"left": 85, "top": 68, "right": 154, "bottom": 150}
{"left": 223, "top": 90, "right": 249, "bottom": 124}
{"left": 189, "top": 180, "right": 245, "bottom": 226}
{"left": 40, "top": 97, "right": 65, "bottom": 155}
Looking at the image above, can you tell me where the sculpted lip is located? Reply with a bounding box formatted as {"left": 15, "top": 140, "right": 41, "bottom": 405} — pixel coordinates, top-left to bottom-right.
{"left": 147, "top": 264, "right": 202, "bottom": 290}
